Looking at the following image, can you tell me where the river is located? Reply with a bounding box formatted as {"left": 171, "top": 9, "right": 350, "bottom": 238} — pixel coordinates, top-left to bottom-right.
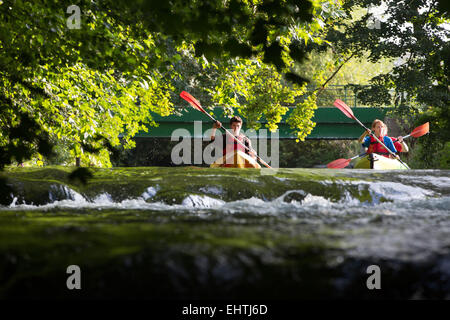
{"left": 0, "top": 167, "right": 449, "bottom": 299}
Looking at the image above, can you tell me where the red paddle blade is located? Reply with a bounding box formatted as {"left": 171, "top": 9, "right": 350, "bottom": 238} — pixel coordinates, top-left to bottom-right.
{"left": 180, "top": 91, "right": 207, "bottom": 113}
{"left": 327, "top": 158, "right": 352, "bottom": 169}
{"left": 410, "top": 122, "right": 429, "bottom": 138}
{"left": 333, "top": 99, "right": 355, "bottom": 120}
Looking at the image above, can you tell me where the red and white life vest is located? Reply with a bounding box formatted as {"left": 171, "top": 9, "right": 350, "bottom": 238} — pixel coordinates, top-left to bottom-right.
{"left": 367, "top": 136, "right": 391, "bottom": 158}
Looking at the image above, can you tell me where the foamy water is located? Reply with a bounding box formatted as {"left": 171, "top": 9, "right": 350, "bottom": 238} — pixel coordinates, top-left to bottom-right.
{"left": 1, "top": 168, "right": 450, "bottom": 299}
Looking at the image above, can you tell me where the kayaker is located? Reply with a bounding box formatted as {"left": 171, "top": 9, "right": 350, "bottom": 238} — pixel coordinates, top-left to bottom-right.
{"left": 358, "top": 119, "right": 400, "bottom": 158}
{"left": 210, "top": 116, "right": 256, "bottom": 159}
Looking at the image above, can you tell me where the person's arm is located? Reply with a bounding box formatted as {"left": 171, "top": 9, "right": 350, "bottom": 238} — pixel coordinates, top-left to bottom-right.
{"left": 397, "top": 136, "right": 409, "bottom": 152}
{"left": 358, "top": 129, "right": 371, "bottom": 143}
{"left": 384, "top": 137, "right": 400, "bottom": 159}
{"left": 210, "top": 121, "right": 222, "bottom": 141}
{"left": 361, "top": 135, "right": 371, "bottom": 148}
{"left": 384, "top": 136, "right": 397, "bottom": 152}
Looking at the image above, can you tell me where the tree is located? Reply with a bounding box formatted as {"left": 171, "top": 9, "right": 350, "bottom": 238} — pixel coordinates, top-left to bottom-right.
{"left": 0, "top": 0, "right": 176, "bottom": 168}
{"left": 1, "top": 0, "right": 347, "bottom": 167}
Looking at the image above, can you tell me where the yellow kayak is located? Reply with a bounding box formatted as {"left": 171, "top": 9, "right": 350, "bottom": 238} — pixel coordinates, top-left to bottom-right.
{"left": 210, "top": 150, "right": 261, "bottom": 169}
{"left": 354, "top": 153, "right": 409, "bottom": 170}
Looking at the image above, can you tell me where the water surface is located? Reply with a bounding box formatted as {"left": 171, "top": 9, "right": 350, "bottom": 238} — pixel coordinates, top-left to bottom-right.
{"left": 1, "top": 167, "right": 449, "bottom": 299}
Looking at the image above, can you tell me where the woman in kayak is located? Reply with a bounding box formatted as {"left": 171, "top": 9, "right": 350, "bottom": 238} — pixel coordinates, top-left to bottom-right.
{"left": 210, "top": 116, "right": 256, "bottom": 159}
{"left": 358, "top": 119, "right": 406, "bottom": 158}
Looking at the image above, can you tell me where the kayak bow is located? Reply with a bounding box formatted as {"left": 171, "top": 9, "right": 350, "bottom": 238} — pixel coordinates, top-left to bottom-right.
{"left": 210, "top": 150, "right": 261, "bottom": 169}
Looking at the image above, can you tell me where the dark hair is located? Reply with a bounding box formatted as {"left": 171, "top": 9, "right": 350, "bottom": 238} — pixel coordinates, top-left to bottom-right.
{"left": 230, "top": 116, "right": 243, "bottom": 125}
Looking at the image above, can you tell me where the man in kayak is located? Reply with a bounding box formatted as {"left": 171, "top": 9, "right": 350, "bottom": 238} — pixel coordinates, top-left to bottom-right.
{"left": 358, "top": 119, "right": 405, "bottom": 158}
{"left": 210, "top": 116, "right": 256, "bottom": 159}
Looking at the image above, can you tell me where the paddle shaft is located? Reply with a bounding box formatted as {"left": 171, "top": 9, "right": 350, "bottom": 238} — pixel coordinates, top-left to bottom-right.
{"left": 392, "top": 134, "right": 413, "bottom": 140}
{"left": 356, "top": 118, "right": 409, "bottom": 170}
{"left": 204, "top": 113, "right": 272, "bottom": 169}
{"left": 352, "top": 153, "right": 367, "bottom": 160}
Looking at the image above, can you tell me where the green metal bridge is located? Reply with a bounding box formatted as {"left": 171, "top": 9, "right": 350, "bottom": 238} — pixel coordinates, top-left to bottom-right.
{"left": 135, "top": 107, "right": 391, "bottom": 140}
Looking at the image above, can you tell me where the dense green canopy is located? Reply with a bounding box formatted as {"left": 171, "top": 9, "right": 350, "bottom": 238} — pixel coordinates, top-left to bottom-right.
{"left": 0, "top": 0, "right": 448, "bottom": 168}
{"left": 1, "top": 0, "right": 344, "bottom": 167}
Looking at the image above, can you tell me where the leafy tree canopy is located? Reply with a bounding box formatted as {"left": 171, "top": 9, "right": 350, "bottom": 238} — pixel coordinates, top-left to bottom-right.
{"left": 1, "top": 0, "right": 346, "bottom": 167}
{"left": 1, "top": 0, "right": 448, "bottom": 168}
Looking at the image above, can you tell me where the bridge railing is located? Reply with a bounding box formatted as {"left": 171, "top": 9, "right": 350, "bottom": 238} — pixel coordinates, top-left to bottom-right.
{"left": 311, "top": 85, "right": 367, "bottom": 108}
{"left": 180, "top": 85, "right": 382, "bottom": 109}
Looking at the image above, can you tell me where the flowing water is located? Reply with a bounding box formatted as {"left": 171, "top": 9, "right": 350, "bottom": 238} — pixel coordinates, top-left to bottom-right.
{"left": 0, "top": 167, "right": 449, "bottom": 299}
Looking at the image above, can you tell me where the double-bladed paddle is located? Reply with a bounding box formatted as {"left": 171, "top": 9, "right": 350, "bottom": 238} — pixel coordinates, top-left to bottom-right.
{"left": 180, "top": 91, "right": 272, "bottom": 169}
{"left": 332, "top": 99, "right": 410, "bottom": 170}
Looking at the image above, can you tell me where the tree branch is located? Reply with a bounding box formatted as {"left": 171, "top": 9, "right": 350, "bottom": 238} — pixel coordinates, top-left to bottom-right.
{"left": 315, "top": 52, "right": 356, "bottom": 97}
